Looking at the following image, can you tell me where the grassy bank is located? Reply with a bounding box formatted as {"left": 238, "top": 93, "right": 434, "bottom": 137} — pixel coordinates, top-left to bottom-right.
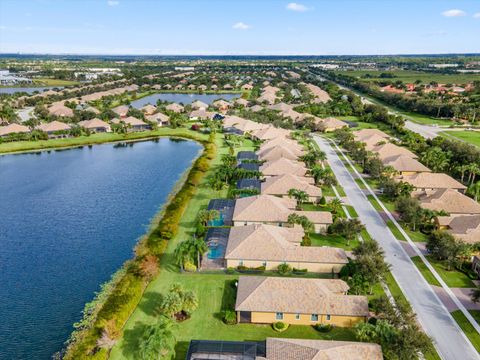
{"left": 63, "top": 130, "right": 215, "bottom": 359}
{"left": 0, "top": 128, "right": 208, "bottom": 155}
{"left": 442, "top": 130, "right": 480, "bottom": 148}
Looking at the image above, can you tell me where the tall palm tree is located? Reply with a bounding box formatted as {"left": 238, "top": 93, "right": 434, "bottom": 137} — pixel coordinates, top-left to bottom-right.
{"left": 329, "top": 198, "right": 343, "bottom": 214}
{"left": 173, "top": 241, "right": 191, "bottom": 272}
{"left": 188, "top": 238, "right": 209, "bottom": 270}
{"left": 138, "top": 317, "right": 176, "bottom": 360}
{"left": 468, "top": 181, "right": 480, "bottom": 202}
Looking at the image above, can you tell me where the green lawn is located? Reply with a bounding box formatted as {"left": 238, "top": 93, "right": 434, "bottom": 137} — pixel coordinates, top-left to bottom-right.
{"left": 442, "top": 130, "right": 480, "bottom": 148}
{"left": 310, "top": 233, "right": 359, "bottom": 251}
{"left": 344, "top": 205, "right": 358, "bottom": 218}
{"left": 0, "top": 128, "right": 209, "bottom": 155}
{"left": 426, "top": 256, "right": 475, "bottom": 288}
{"left": 32, "top": 77, "right": 80, "bottom": 86}
{"left": 109, "top": 134, "right": 357, "bottom": 360}
{"left": 384, "top": 272, "right": 408, "bottom": 304}
{"left": 386, "top": 221, "right": 406, "bottom": 241}
{"left": 451, "top": 310, "right": 480, "bottom": 353}
{"left": 411, "top": 256, "right": 442, "bottom": 287}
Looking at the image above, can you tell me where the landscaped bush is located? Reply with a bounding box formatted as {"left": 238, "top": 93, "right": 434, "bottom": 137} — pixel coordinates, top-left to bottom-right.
{"left": 318, "top": 196, "right": 326, "bottom": 206}
{"left": 277, "top": 263, "right": 292, "bottom": 275}
{"left": 225, "top": 267, "right": 236, "bottom": 274}
{"left": 222, "top": 310, "right": 237, "bottom": 325}
{"left": 183, "top": 261, "right": 197, "bottom": 272}
{"left": 272, "top": 321, "right": 289, "bottom": 332}
{"left": 293, "top": 268, "right": 308, "bottom": 273}
{"left": 314, "top": 324, "right": 333, "bottom": 333}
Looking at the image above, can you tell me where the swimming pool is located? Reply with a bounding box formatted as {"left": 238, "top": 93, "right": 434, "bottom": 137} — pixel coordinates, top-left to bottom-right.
{"left": 208, "top": 213, "right": 225, "bottom": 227}
{"left": 208, "top": 244, "right": 226, "bottom": 259}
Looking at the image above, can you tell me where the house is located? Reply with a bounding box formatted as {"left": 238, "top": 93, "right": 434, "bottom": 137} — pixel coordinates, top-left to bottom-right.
{"left": 261, "top": 174, "right": 322, "bottom": 202}
{"left": 257, "top": 145, "right": 304, "bottom": 162}
{"left": 186, "top": 338, "right": 382, "bottom": 360}
{"left": 191, "top": 100, "right": 209, "bottom": 110}
{"left": 174, "top": 84, "right": 183, "bottom": 91}
{"left": 37, "top": 120, "right": 71, "bottom": 138}
{"left": 382, "top": 155, "right": 431, "bottom": 176}
{"left": 436, "top": 215, "right": 480, "bottom": 244}
{"left": 78, "top": 118, "right": 111, "bottom": 133}
{"left": 223, "top": 83, "right": 233, "bottom": 90}
{"left": 141, "top": 104, "right": 157, "bottom": 115}
{"left": 260, "top": 137, "right": 304, "bottom": 154}
{"left": 145, "top": 112, "right": 170, "bottom": 126}
{"left": 249, "top": 104, "right": 264, "bottom": 112}
{"left": 48, "top": 103, "right": 74, "bottom": 117}
{"left": 362, "top": 134, "right": 391, "bottom": 151}
{"left": 232, "top": 195, "right": 332, "bottom": 232}
{"left": 112, "top": 105, "right": 130, "bottom": 118}
{"left": 315, "top": 117, "right": 348, "bottom": 132}
{"left": 0, "top": 123, "right": 31, "bottom": 137}
{"left": 165, "top": 103, "right": 184, "bottom": 113}
{"left": 212, "top": 99, "right": 230, "bottom": 111}
{"left": 250, "top": 125, "right": 290, "bottom": 141}
{"left": 163, "top": 84, "right": 172, "bottom": 90}
{"left": 399, "top": 173, "right": 467, "bottom": 193}
{"left": 224, "top": 224, "right": 348, "bottom": 272}
{"left": 189, "top": 109, "right": 214, "bottom": 121}
{"left": 372, "top": 143, "right": 417, "bottom": 161}
{"left": 210, "top": 84, "right": 218, "bottom": 91}
{"left": 233, "top": 97, "right": 250, "bottom": 107}
{"left": 418, "top": 189, "right": 480, "bottom": 215}
{"left": 260, "top": 158, "right": 308, "bottom": 177}
{"left": 241, "top": 83, "right": 253, "bottom": 90}
{"left": 112, "top": 116, "right": 150, "bottom": 132}
{"left": 235, "top": 276, "right": 368, "bottom": 326}
{"left": 197, "top": 84, "right": 208, "bottom": 92}
{"left": 304, "top": 83, "right": 332, "bottom": 103}
{"left": 353, "top": 129, "right": 390, "bottom": 142}
{"left": 187, "top": 84, "right": 196, "bottom": 90}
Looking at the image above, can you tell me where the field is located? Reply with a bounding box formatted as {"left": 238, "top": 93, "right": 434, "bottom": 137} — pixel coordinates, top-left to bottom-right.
{"left": 32, "top": 77, "right": 79, "bottom": 86}
{"left": 335, "top": 70, "right": 480, "bottom": 85}
{"left": 441, "top": 130, "right": 480, "bottom": 148}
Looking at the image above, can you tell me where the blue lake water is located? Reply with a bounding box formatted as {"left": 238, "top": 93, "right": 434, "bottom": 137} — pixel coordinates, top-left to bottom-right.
{"left": 130, "top": 92, "right": 240, "bottom": 108}
{"left": 0, "top": 86, "right": 62, "bottom": 95}
{"left": 0, "top": 138, "right": 202, "bottom": 360}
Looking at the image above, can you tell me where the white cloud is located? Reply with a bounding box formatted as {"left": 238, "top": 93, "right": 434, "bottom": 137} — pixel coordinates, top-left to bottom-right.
{"left": 107, "top": 1, "right": 119, "bottom": 6}
{"left": 286, "top": 3, "right": 309, "bottom": 12}
{"left": 474, "top": 12, "right": 480, "bottom": 18}
{"left": 232, "top": 22, "right": 251, "bottom": 30}
{"left": 441, "top": 9, "right": 466, "bottom": 17}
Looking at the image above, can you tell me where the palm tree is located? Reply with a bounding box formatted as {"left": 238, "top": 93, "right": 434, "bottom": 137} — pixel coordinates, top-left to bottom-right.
{"left": 188, "top": 238, "right": 208, "bottom": 270}
{"left": 139, "top": 317, "right": 176, "bottom": 360}
{"left": 329, "top": 198, "right": 343, "bottom": 214}
{"left": 468, "top": 164, "right": 480, "bottom": 185}
{"left": 308, "top": 165, "right": 323, "bottom": 185}
{"left": 288, "top": 188, "right": 309, "bottom": 208}
{"left": 456, "top": 164, "right": 470, "bottom": 183}
{"left": 468, "top": 181, "right": 480, "bottom": 201}
{"left": 197, "top": 209, "right": 219, "bottom": 226}
{"left": 174, "top": 241, "right": 192, "bottom": 272}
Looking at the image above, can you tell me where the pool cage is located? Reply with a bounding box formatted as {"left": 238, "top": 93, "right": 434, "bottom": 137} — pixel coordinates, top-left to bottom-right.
{"left": 186, "top": 340, "right": 266, "bottom": 360}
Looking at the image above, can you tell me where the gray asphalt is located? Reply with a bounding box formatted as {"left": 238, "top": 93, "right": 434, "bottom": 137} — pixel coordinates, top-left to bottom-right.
{"left": 314, "top": 135, "right": 479, "bottom": 360}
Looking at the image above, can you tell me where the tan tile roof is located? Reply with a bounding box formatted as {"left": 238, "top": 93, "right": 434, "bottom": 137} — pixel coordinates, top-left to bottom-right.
{"left": 235, "top": 119, "right": 269, "bottom": 133}
{"left": 112, "top": 105, "right": 130, "bottom": 117}
{"left": 401, "top": 173, "right": 467, "bottom": 190}
{"left": 258, "top": 145, "right": 303, "bottom": 162}
{"left": 261, "top": 174, "right": 322, "bottom": 197}
{"left": 249, "top": 104, "right": 264, "bottom": 112}
{"left": 141, "top": 104, "right": 157, "bottom": 115}
{"left": 48, "top": 102, "right": 74, "bottom": 117}
{"left": 223, "top": 115, "right": 248, "bottom": 128}
{"left": 419, "top": 189, "right": 480, "bottom": 214}
{"left": 382, "top": 155, "right": 431, "bottom": 173}
{"left": 304, "top": 83, "right": 332, "bottom": 104}
{"left": 234, "top": 98, "right": 250, "bottom": 106}
{"left": 235, "top": 276, "right": 368, "bottom": 317}
{"left": 260, "top": 138, "right": 304, "bottom": 153}
{"left": 212, "top": 99, "right": 231, "bottom": 108}
{"left": 233, "top": 195, "right": 296, "bottom": 223}
{"left": 225, "top": 224, "right": 347, "bottom": 264}
{"left": 260, "top": 158, "right": 308, "bottom": 177}
{"left": 353, "top": 129, "right": 390, "bottom": 142}
{"left": 265, "top": 338, "right": 383, "bottom": 360}
{"left": 78, "top": 118, "right": 111, "bottom": 130}
{"left": 315, "top": 117, "right": 348, "bottom": 130}
{"left": 189, "top": 109, "right": 214, "bottom": 119}
{"left": 191, "top": 100, "right": 209, "bottom": 110}
{"left": 372, "top": 143, "right": 417, "bottom": 160}
{"left": 146, "top": 112, "right": 169, "bottom": 123}
{"left": 112, "top": 116, "right": 147, "bottom": 126}
{"left": 362, "top": 134, "right": 390, "bottom": 151}
{"left": 0, "top": 123, "right": 30, "bottom": 136}
{"left": 250, "top": 125, "right": 291, "bottom": 141}
{"left": 438, "top": 215, "right": 480, "bottom": 244}
{"left": 37, "top": 120, "right": 71, "bottom": 132}
{"left": 166, "top": 103, "right": 184, "bottom": 112}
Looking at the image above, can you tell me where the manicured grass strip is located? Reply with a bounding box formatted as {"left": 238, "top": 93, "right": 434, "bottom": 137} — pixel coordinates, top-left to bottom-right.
{"left": 310, "top": 233, "right": 360, "bottom": 251}
{"left": 355, "top": 178, "right": 366, "bottom": 189}
{"left": 404, "top": 228, "right": 429, "bottom": 243}
{"left": 411, "top": 256, "right": 442, "bottom": 287}
{"left": 451, "top": 310, "right": 480, "bottom": 353}
{"left": 425, "top": 256, "right": 475, "bottom": 288}
{"left": 360, "top": 229, "right": 372, "bottom": 242}
{"left": 386, "top": 221, "right": 406, "bottom": 241}
{"left": 384, "top": 272, "right": 408, "bottom": 304}
{"left": 335, "top": 185, "right": 346, "bottom": 197}
{"left": 470, "top": 310, "right": 480, "bottom": 325}
{"left": 344, "top": 205, "right": 358, "bottom": 218}
{"left": 367, "top": 195, "right": 382, "bottom": 212}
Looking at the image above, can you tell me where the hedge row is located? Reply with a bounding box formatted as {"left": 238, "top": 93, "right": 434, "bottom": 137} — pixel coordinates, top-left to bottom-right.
{"left": 62, "top": 133, "right": 216, "bottom": 360}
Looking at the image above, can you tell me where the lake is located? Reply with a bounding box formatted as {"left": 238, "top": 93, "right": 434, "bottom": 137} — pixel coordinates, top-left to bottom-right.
{"left": 130, "top": 92, "right": 240, "bottom": 108}
{"left": 0, "top": 138, "right": 202, "bottom": 360}
{"left": 0, "top": 86, "right": 62, "bottom": 95}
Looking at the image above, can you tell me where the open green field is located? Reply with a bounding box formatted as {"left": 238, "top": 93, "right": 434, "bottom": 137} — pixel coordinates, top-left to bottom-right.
{"left": 441, "top": 130, "right": 480, "bottom": 148}
{"left": 32, "top": 77, "right": 79, "bottom": 86}
{"left": 109, "top": 134, "right": 357, "bottom": 359}
{"left": 451, "top": 310, "right": 480, "bottom": 353}
{"left": 0, "top": 128, "right": 209, "bottom": 155}
{"left": 335, "top": 69, "right": 480, "bottom": 85}
{"left": 411, "top": 256, "right": 475, "bottom": 288}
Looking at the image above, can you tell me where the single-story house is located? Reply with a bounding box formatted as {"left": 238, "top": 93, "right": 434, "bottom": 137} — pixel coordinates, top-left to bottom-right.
{"left": 166, "top": 103, "right": 184, "bottom": 113}
{"left": 235, "top": 276, "right": 369, "bottom": 326}
{"left": 237, "top": 151, "right": 258, "bottom": 163}
{"left": 210, "top": 84, "right": 218, "bottom": 91}
{"left": 197, "top": 85, "right": 208, "bottom": 92}
{"left": 382, "top": 154, "right": 431, "bottom": 176}
{"left": 141, "top": 104, "right": 157, "bottom": 115}
{"left": 436, "top": 215, "right": 480, "bottom": 244}
{"left": 241, "top": 83, "right": 254, "bottom": 91}
{"left": 233, "top": 98, "right": 249, "bottom": 107}
{"left": 419, "top": 188, "right": 480, "bottom": 215}
{"left": 78, "top": 118, "right": 111, "bottom": 133}
{"left": 362, "top": 134, "right": 391, "bottom": 151}
{"left": 260, "top": 158, "right": 308, "bottom": 178}
{"left": 232, "top": 195, "right": 332, "bottom": 233}
{"left": 112, "top": 105, "right": 130, "bottom": 118}
{"left": 353, "top": 129, "right": 390, "bottom": 142}
{"left": 191, "top": 100, "right": 208, "bottom": 110}
{"left": 189, "top": 109, "right": 214, "bottom": 121}
{"left": 145, "top": 112, "right": 170, "bottom": 126}
{"left": 257, "top": 145, "right": 304, "bottom": 162}
{"left": 260, "top": 137, "right": 304, "bottom": 154}
{"left": 112, "top": 116, "right": 150, "bottom": 132}
{"left": 399, "top": 173, "right": 467, "bottom": 193}
{"left": 249, "top": 104, "right": 264, "bottom": 112}
{"left": 261, "top": 174, "right": 322, "bottom": 202}
{"left": 0, "top": 123, "right": 31, "bottom": 137}
{"left": 250, "top": 125, "right": 291, "bottom": 141}
{"left": 372, "top": 143, "right": 417, "bottom": 161}
{"left": 187, "top": 84, "right": 196, "bottom": 90}
{"left": 315, "top": 117, "right": 349, "bottom": 132}
{"left": 48, "top": 102, "right": 74, "bottom": 117}
{"left": 304, "top": 83, "right": 332, "bottom": 104}
{"left": 185, "top": 338, "right": 382, "bottom": 360}
{"left": 225, "top": 224, "right": 347, "bottom": 273}
{"left": 37, "top": 120, "right": 71, "bottom": 137}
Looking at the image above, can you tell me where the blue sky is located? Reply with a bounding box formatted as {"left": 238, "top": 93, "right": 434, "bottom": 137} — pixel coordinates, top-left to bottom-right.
{"left": 0, "top": 0, "right": 479, "bottom": 55}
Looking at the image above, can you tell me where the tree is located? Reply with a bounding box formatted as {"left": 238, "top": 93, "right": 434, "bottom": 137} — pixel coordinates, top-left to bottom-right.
{"left": 138, "top": 317, "right": 176, "bottom": 360}
{"left": 364, "top": 156, "right": 384, "bottom": 179}
{"left": 468, "top": 180, "right": 480, "bottom": 201}
{"left": 159, "top": 284, "right": 199, "bottom": 319}
{"left": 287, "top": 188, "right": 309, "bottom": 208}
{"left": 353, "top": 240, "right": 390, "bottom": 294}
{"left": 188, "top": 238, "right": 209, "bottom": 270}
{"left": 328, "top": 198, "right": 343, "bottom": 215}
{"left": 328, "top": 218, "right": 365, "bottom": 245}
{"left": 471, "top": 288, "right": 480, "bottom": 304}
{"left": 197, "top": 209, "right": 219, "bottom": 226}
{"left": 287, "top": 213, "right": 314, "bottom": 233}
{"left": 421, "top": 147, "right": 450, "bottom": 172}
{"left": 395, "top": 197, "right": 422, "bottom": 231}
{"left": 173, "top": 241, "right": 191, "bottom": 272}
{"left": 426, "top": 231, "right": 466, "bottom": 270}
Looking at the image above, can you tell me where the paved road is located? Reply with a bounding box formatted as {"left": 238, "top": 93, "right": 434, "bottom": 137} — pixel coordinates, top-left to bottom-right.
{"left": 314, "top": 135, "right": 479, "bottom": 360}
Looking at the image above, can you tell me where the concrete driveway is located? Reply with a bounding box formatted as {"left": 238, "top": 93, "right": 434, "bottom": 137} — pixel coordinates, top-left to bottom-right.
{"left": 314, "top": 135, "right": 479, "bottom": 360}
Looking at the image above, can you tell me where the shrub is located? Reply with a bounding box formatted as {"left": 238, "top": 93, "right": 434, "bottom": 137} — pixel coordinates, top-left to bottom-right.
{"left": 195, "top": 223, "right": 206, "bottom": 237}
{"left": 222, "top": 310, "right": 237, "bottom": 325}
{"left": 318, "top": 196, "right": 326, "bottom": 206}
{"left": 254, "top": 266, "right": 266, "bottom": 271}
{"left": 184, "top": 261, "right": 197, "bottom": 273}
{"left": 225, "top": 267, "right": 236, "bottom": 274}
{"left": 272, "top": 321, "right": 289, "bottom": 332}
{"left": 277, "top": 263, "right": 292, "bottom": 276}
{"left": 293, "top": 268, "right": 308, "bottom": 273}
{"left": 314, "top": 324, "right": 333, "bottom": 333}
{"left": 237, "top": 265, "right": 248, "bottom": 271}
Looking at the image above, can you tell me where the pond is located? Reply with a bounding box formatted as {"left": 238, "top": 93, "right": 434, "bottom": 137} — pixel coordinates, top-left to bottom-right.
{"left": 0, "top": 138, "right": 202, "bottom": 359}
{"left": 0, "top": 86, "right": 63, "bottom": 95}
{"left": 130, "top": 92, "right": 240, "bottom": 108}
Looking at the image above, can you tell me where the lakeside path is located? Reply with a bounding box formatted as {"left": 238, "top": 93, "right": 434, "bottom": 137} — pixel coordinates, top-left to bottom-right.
{"left": 314, "top": 135, "right": 479, "bottom": 360}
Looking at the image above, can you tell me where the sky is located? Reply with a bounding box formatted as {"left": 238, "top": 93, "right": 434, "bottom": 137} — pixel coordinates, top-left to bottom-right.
{"left": 0, "top": 0, "right": 479, "bottom": 55}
